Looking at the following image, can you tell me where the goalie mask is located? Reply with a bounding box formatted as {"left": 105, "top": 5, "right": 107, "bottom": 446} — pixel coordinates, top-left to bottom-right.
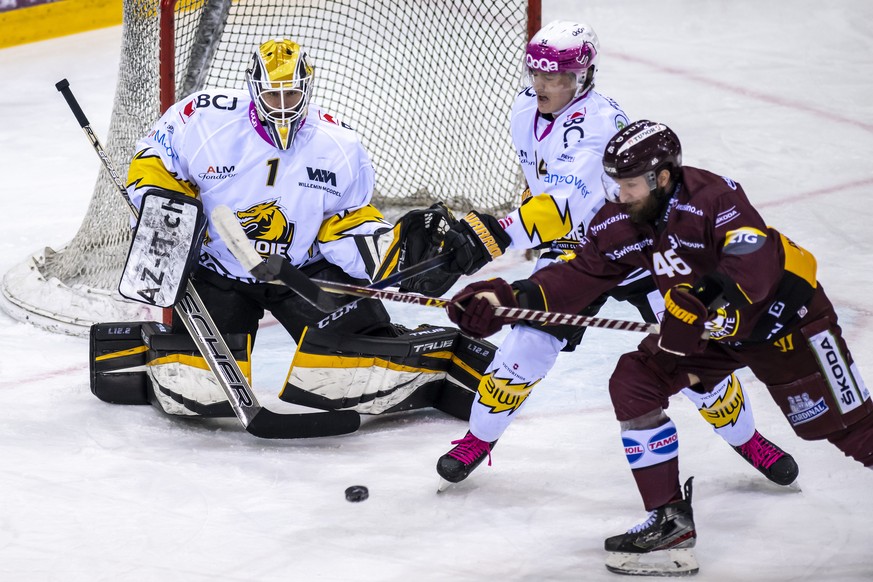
{"left": 246, "top": 39, "right": 314, "bottom": 150}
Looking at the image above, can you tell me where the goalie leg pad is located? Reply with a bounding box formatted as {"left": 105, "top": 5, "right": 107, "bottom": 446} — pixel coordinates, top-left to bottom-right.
{"left": 435, "top": 334, "right": 498, "bottom": 421}
{"left": 280, "top": 324, "right": 460, "bottom": 415}
{"left": 88, "top": 321, "right": 251, "bottom": 416}
{"left": 90, "top": 322, "right": 151, "bottom": 405}
{"left": 142, "top": 322, "right": 251, "bottom": 417}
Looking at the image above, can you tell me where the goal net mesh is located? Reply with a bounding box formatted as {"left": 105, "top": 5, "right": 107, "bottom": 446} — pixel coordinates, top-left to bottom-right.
{"left": 1, "top": 0, "right": 532, "bottom": 335}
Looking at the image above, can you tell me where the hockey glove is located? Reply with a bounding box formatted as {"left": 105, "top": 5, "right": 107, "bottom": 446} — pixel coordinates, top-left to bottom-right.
{"left": 446, "top": 278, "right": 519, "bottom": 338}
{"left": 442, "top": 211, "right": 511, "bottom": 276}
{"left": 368, "top": 202, "right": 462, "bottom": 297}
{"left": 659, "top": 284, "right": 709, "bottom": 356}
{"left": 398, "top": 202, "right": 463, "bottom": 297}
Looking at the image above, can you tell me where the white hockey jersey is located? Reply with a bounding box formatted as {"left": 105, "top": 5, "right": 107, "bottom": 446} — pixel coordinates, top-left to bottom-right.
{"left": 501, "top": 87, "right": 629, "bottom": 251}
{"left": 126, "top": 89, "right": 390, "bottom": 283}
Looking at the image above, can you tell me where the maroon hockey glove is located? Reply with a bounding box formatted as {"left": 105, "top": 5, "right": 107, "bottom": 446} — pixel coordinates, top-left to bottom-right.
{"left": 658, "top": 284, "right": 709, "bottom": 356}
{"left": 446, "top": 278, "right": 519, "bottom": 338}
{"left": 442, "top": 211, "right": 511, "bottom": 276}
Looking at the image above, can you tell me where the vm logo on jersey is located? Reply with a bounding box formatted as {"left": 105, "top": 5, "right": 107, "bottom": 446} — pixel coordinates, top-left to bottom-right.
{"left": 235, "top": 200, "right": 294, "bottom": 258}
{"left": 306, "top": 167, "right": 337, "bottom": 186}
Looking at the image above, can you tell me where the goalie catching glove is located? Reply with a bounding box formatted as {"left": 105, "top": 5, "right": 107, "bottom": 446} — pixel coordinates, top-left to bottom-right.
{"left": 659, "top": 284, "right": 709, "bottom": 356}
{"left": 442, "top": 211, "right": 511, "bottom": 276}
{"left": 367, "top": 202, "right": 462, "bottom": 296}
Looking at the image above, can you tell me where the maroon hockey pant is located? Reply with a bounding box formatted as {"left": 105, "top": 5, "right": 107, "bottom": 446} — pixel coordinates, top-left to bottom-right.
{"left": 608, "top": 285, "right": 873, "bottom": 509}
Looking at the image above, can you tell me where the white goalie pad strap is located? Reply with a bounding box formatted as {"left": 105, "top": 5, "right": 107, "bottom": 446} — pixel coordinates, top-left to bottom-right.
{"left": 147, "top": 360, "right": 229, "bottom": 416}
{"left": 119, "top": 191, "right": 205, "bottom": 308}
{"left": 287, "top": 360, "right": 446, "bottom": 415}
{"left": 622, "top": 420, "right": 679, "bottom": 470}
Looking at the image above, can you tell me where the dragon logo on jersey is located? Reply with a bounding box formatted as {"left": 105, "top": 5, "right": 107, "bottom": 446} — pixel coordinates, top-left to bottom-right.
{"left": 235, "top": 200, "right": 294, "bottom": 258}
{"left": 477, "top": 373, "right": 538, "bottom": 414}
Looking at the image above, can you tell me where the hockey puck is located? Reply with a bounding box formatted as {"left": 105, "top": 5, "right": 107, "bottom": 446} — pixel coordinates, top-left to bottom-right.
{"left": 345, "top": 485, "right": 369, "bottom": 502}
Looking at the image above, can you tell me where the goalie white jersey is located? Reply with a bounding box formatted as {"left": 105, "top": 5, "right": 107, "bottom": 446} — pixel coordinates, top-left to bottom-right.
{"left": 127, "top": 89, "right": 390, "bottom": 283}
{"left": 501, "top": 87, "right": 629, "bottom": 250}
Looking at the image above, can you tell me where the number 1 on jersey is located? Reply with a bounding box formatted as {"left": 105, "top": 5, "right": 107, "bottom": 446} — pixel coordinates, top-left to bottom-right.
{"left": 266, "top": 158, "right": 279, "bottom": 186}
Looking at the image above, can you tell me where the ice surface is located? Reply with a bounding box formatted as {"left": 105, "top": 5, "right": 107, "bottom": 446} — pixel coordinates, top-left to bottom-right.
{"left": 1, "top": 1, "right": 872, "bottom": 580}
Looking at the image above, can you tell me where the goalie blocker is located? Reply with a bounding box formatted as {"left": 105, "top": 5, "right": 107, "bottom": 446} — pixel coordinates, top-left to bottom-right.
{"left": 280, "top": 324, "right": 496, "bottom": 420}
{"left": 118, "top": 189, "right": 207, "bottom": 308}
{"left": 90, "top": 321, "right": 494, "bottom": 422}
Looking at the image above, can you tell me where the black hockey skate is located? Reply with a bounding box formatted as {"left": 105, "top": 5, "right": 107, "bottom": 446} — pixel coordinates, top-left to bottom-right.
{"left": 605, "top": 477, "right": 699, "bottom": 577}
{"left": 733, "top": 430, "right": 799, "bottom": 486}
{"left": 436, "top": 431, "right": 496, "bottom": 491}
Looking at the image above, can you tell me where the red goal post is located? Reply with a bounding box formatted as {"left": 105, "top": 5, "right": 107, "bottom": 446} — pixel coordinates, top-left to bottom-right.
{"left": 1, "top": 0, "right": 541, "bottom": 335}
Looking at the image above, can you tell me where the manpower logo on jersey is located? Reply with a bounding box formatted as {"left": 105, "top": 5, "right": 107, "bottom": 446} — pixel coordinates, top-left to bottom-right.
{"left": 235, "top": 200, "right": 294, "bottom": 257}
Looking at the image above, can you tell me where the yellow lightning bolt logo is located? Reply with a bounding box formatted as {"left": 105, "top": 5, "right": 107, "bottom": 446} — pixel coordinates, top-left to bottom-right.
{"left": 697, "top": 374, "right": 745, "bottom": 429}
{"left": 477, "top": 373, "right": 539, "bottom": 414}
{"left": 518, "top": 193, "right": 573, "bottom": 244}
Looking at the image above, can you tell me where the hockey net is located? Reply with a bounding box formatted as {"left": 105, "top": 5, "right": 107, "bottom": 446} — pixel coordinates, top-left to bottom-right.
{"left": 1, "top": 0, "right": 538, "bottom": 335}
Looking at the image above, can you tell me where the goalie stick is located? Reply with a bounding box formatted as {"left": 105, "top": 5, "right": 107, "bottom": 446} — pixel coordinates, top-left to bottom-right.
{"left": 56, "top": 78, "right": 360, "bottom": 439}
{"left": 212, "top": 205, "right": 658, "bottom": 335}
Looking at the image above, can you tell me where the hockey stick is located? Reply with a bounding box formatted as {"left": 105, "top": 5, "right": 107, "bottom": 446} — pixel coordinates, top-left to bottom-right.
{"left": 211, "top": 204, "right": 455, "bottom": 313}
{"left": 297, "top": 278, "right": 657, "bottom": 334}
{"left": 212, "top": 206, "right": 658, "bottom": 334}
{"left": 56, "top": 78, "right": 360, "bottom": 438}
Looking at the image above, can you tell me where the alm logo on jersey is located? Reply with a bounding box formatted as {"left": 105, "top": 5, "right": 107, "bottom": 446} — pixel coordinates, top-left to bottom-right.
{"left": 199, "top": 164, "right": 236, "bottom": 181}
{"left": 235, "top": 200, "right": 294, "bottom": 258}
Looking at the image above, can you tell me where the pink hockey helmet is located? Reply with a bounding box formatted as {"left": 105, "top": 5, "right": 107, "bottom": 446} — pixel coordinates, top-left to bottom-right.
{"left": 525, "top": 21, "right": 600, "bottom": 97}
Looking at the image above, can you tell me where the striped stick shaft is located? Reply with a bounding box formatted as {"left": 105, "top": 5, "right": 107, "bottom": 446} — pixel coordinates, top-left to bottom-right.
{"left": 494, "top": 307, "right": 658, "bottom": 333}
{"left": 314, "top": 280, "right": 658, "bottom": 334}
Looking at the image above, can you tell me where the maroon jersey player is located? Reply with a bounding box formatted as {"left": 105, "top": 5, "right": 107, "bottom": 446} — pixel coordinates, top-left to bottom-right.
{"left": 446, "top": 120, "right": 873, "bottom": 576}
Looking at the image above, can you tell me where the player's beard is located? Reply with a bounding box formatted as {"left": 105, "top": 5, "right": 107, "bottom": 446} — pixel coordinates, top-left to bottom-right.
{"left": 625, "top": 193, "right": 661, "bottom": 224}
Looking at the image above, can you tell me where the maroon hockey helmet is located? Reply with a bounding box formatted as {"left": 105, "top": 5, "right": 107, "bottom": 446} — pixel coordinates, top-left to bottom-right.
{"left": 602, "top": 120, "right": 682, "bottom": 189}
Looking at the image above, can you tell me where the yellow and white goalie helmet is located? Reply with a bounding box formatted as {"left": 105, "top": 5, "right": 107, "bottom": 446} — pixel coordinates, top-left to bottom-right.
{"left": 245, "top": 39, "right": 314, "bottom": 150}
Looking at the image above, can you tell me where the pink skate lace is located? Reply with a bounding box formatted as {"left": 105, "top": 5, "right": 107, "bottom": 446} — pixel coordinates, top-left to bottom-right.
{"left": 448, "top": 432, "right": 493, "bottom": 466}
{"left": 737, "top": 431, "right": 784, "bottom": 469}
